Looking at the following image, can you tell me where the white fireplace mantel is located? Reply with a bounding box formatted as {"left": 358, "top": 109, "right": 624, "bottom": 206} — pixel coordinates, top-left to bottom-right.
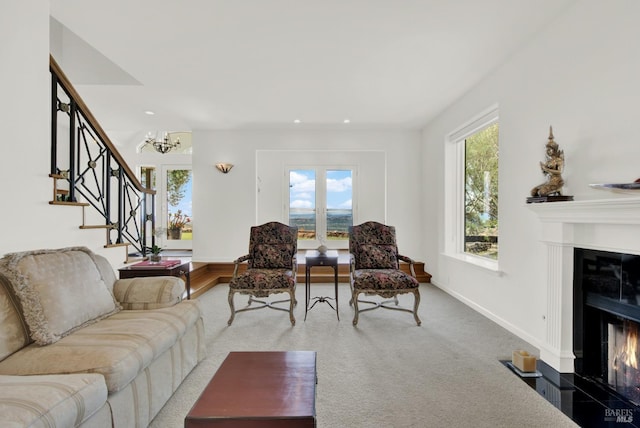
{"left": 528, "top": 196, "right": 640, "bottom": 225}
{"left": 528, "top": 196, "right": 640, "bottom": 373}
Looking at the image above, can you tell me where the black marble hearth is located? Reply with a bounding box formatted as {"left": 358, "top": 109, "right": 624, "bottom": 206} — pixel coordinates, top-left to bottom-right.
{"left": 504, "top": 359, "right": 640, "bottom": 427}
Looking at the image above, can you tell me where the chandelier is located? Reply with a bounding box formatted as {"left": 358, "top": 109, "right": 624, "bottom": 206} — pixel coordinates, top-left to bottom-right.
{"left": 144, "top": 132, "right": 181, "bottom": 154}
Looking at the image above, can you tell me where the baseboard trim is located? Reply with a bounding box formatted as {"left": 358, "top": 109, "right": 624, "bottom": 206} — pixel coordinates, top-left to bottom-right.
{"left": 431, "top": 280, "right": 542, "bottom": 353}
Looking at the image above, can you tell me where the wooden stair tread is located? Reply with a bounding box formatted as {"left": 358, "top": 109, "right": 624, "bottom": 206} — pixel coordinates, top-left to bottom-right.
{"left": 104, "top": 243, "right": 129, "bottom": 248}
{"left": 49, "top": 201, "right": 90, "bottom": 207}
{"left": 80, "top": 225, "right": 115, "bottom": 229}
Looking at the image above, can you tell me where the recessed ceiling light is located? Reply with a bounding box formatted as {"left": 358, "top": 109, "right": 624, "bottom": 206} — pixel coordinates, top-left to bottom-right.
{"left": 343, "top": 119, "right": 351, "bottom": 124}
{"left": 144, "top": 111, "right": 155, "bottom": 115}
{"left": 293, "top": 119, "right": 301, "bottom": 124}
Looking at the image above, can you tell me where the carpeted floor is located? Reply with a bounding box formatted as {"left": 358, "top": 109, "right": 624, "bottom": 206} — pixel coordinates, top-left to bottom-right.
{"left": 150, "top": 283, "right": 578, "bottom": 427}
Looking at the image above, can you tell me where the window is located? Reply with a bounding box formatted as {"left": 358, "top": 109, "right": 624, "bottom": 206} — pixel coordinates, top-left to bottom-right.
{"left": 464, "top": 123, "right": 498, "bottom": 259}
{"left": 288, "top": 168, "right": 353, "bottom": 248}
{"left": 445, "top": 106, "right": 499, "bottom": 270}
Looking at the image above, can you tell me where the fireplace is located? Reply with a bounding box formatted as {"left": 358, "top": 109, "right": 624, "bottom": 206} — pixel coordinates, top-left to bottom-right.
{"left": 574, "top": 247, "right": 640, "bottom": 404}
{"left": 527, "top": 196, "right": 640, "bottom": 373}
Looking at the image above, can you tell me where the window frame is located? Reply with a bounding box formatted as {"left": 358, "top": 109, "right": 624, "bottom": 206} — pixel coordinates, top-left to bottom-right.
{"left": 444, "top": 105, "right": 501, "bottom": 274}
{"left": 285, "top": 165, "right": 356, "bottom": 250}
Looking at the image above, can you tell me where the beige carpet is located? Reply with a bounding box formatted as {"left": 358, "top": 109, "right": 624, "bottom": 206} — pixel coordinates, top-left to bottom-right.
{"left": 149, "top": 283, "right": 577, "bottom": 428}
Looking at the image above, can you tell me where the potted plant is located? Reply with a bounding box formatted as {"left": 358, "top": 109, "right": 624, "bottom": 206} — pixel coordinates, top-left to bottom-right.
{"left": 168, "top": 210, "right": 190, "bottom": 240}
{"left": 149, "top": 245, "right": 162, "bottom": 262}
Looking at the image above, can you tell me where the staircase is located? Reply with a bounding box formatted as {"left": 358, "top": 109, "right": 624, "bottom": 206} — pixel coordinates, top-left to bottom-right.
{"left": 49, "top": 55, "right": 154, "bottom": 262}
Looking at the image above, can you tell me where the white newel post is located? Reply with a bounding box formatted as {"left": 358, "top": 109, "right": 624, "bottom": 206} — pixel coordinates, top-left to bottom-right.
{"left": 528, "top": 196, "right": 640, "bottom": 374}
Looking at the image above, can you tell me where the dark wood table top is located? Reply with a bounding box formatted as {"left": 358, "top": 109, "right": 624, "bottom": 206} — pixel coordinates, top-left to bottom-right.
{"left": 117, "top": 260, "right": 190, "bottom": 275}
{"left": 186, "top": 351, "right": 317, "bottom": 427}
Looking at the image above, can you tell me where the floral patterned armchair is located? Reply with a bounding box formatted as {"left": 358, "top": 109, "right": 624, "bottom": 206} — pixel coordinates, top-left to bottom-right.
{"left": 228, "top": 222, "right": 298, "bottom": 326}
{"left": 349, "top": 221, "right": 421, "bottom": 326}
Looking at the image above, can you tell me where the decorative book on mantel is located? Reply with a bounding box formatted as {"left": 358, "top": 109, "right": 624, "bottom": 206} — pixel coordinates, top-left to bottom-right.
{"left": 590, "top": 182, "right": 640, "bottom": 194}
{"left": 129, "top": 259, "right": 182, "bottom": 269}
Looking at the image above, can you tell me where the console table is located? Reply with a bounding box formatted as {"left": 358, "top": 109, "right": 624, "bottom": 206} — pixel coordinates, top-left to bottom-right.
{"left": 118, "top": 260, "right": 191, "bottom": 299}
{"left": 305, "top": 250, "right": 339, "bottom": 321}
{"left": 185, "top": 351, "right": 317, "bottom": 427}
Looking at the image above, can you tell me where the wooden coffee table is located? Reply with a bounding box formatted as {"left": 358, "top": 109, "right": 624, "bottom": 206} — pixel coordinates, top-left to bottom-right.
{"left": 185, "top": 351, "right": 317, "bottom": 427}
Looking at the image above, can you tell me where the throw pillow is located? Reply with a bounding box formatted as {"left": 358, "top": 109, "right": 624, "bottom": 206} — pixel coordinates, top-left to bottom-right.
{"left": 0, "top": 247, "right": 121, "bottom": 345}
{"left": 0, "top": 272, "right": 31, "bottom": 361}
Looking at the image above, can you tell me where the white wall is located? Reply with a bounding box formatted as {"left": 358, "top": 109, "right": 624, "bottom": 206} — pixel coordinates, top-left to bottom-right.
{"left": 0, "top": 1, "right": 145, "bottom": 267}
{"left": 255, "top": 149, "right": 386, "bottom": 231}
{"left": 422, "top": 0, "right": 640, "bottom": 349}
{"left": 192, "top": 130, "right": 422, "bottom": 262}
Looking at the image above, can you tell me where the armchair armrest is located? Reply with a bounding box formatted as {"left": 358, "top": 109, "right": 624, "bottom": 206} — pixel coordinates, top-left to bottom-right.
{"left": 233, "top": 254, "right": 251, "bottom": 264}
{"left": 113, "top": 276, "right": 184, "bottom": 310}
{"left": 397, "top": 254, "right": 417, "bottom": 277}
{"left": 232, "top": 254, "right": 251, "bottom": 277}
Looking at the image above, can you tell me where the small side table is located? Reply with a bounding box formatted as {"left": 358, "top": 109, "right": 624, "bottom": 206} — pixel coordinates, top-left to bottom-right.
{"left": 305, "top": 250, "right": 339, "bottom": 320}
{"left": 118, "top": 261, "right": 191, "bottom": 299}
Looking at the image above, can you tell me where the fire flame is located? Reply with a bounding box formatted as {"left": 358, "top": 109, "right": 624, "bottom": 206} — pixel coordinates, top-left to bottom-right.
{"left": 614, "top": 322, "right": 638, "bottom": 371}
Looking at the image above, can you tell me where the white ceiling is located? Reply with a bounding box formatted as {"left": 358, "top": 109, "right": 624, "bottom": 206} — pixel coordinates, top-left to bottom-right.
{"left": 49, "top": 0, "right": 576, "bottom": 146}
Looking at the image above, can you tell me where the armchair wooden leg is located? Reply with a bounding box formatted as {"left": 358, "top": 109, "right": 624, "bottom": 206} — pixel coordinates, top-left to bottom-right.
{"left": 413, "top": 289, "right": 422, "bottom": 326}
{"left": 288, "top": 289, "right": 296, "bottom": 326}
{"left": 352, "top": 290, "right": 361, "bottom": 325}
{"left": 228, "top": 289, "right": 236, "bottom": 326}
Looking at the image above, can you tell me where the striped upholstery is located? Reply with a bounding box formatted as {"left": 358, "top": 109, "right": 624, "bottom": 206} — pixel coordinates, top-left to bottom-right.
{"left": 0, "top": 248, "right": 206, "bottom": 427}
{"left": 0, "top": 373, "right": 107, "bottom": 428}
{"left": 113, "top": 276, "right": 184, "bottom": 310}
{"left": 0, "top": 300, "right": 202, "bottom": 393}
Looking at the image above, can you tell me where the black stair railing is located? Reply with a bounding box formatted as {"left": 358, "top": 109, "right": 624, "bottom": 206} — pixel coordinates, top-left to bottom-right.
{"left": 49, "top": 55, "right": 155, "bottom": 256}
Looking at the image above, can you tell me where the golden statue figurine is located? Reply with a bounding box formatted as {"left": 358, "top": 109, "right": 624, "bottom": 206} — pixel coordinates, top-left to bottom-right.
{"left": 530, "top": 126, "right": 566, "bottom": 197}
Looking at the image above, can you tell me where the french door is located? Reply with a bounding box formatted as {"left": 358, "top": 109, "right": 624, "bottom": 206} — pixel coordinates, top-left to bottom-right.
{"left": 287, "top": 167, "right": 354, "bottom": 249}
{"left": 160, "top": 165, "right": 193, "bottom": 250}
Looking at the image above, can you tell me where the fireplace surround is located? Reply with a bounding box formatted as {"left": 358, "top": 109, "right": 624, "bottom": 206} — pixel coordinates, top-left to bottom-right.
{"left": 528, "top": 196, "right": 640, "bottom": 373}
{"left": 574, "top": 247, "right": 640, "bottom": 404}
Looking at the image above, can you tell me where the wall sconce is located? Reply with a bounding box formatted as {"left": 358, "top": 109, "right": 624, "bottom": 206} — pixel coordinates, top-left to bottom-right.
{"left": 215, "top": 163, "right": 234, "bottom": 174}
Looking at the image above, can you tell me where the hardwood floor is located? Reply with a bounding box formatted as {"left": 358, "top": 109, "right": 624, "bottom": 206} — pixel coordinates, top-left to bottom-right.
{"left": 186, "top": 251, "right": 432, "bottom": 299}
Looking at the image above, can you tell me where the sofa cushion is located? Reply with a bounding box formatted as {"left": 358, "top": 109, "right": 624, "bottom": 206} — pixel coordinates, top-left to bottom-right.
{"left": 0, "top": 247, "right": 121, "bottom": 345}
{"left": 0, "top": 300, "right": 202, "bottom": 393}
{"left": 0, "top": 373, "right": 107, "bottom": 428}
{"left": 113, "top": 276, "right": 184, "bottom": 310}
{"left": 0, "top": 273, "right": 31, "bottom": 362}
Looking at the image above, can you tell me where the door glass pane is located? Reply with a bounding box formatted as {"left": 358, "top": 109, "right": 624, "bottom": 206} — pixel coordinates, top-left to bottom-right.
{"left": 289, "top": 170, "right": 316, "bottom": 240}
{"left": 326, "top": 170, "right": 352, "bottom": 241}
{"left": 166, "top": 169, "right": 193, "bottom": 241}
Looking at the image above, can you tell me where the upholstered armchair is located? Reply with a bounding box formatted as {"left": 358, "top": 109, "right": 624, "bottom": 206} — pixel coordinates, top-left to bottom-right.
{"left": 228, "top": 222, "right": 299, "bottom": 326}
{"left": 349, "top": 221, "right": 421, "bottom": 326}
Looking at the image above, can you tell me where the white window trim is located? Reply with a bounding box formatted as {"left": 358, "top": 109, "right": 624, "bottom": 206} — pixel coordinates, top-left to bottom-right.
{"left": 444, "top": 105, "right": 502, "bottom": 275}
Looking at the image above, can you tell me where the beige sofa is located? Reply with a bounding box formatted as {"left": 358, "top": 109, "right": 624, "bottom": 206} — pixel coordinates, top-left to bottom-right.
{"left": 0, "top": 247, "right": 205, "bottom": 427}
